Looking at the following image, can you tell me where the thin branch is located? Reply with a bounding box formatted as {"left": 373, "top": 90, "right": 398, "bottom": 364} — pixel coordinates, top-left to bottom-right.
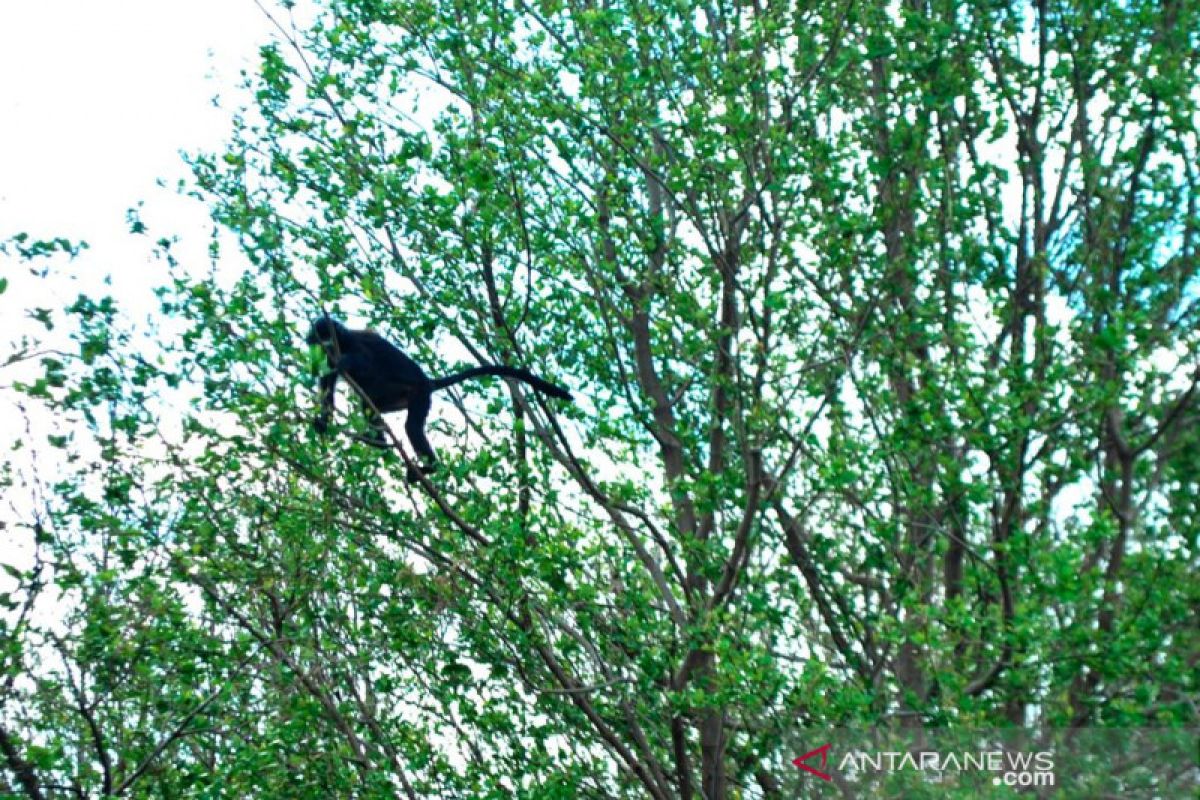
{"left": 112, "top": 689, "right": 224, "bottom": 796}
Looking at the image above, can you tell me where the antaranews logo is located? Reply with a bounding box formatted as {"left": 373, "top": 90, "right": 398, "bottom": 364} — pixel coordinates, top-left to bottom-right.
{"left": 786, "top": 728, "right": 1197, "bottom": 796}
{"left": 792, "top": 743, "right": 833, "bottom": 781}
{"left": 792, "top": 741, "right": 1055, "bottom": 788}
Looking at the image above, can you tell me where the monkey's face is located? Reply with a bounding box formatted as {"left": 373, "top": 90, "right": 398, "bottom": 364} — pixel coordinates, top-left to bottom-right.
{"left": 306, "top": 316, "right": 336, "bottom": 347}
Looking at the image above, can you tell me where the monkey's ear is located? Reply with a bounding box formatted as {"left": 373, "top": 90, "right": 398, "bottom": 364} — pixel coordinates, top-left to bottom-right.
{"left": 307, "top": 344, "right": 327, "bottom": 375}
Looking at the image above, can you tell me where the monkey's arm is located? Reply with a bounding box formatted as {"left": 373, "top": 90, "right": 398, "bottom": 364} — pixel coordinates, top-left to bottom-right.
{"left": 314, "top": 370, "right": 339, "bottom": 433}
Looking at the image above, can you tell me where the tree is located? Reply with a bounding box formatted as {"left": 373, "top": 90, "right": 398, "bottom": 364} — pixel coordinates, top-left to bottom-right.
{"left": 4, "top": 0, "right": 1197, "bottom": 797}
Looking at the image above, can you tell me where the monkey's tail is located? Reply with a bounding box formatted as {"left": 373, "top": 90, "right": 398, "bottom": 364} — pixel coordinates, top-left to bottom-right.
{"left": 432, "top": 366, "right": 573, "bottom": 401}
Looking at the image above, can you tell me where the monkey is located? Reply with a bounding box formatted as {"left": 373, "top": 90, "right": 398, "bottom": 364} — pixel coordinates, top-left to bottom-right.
{"left": 306, "top": 316, "right": 572, "bottom": 480}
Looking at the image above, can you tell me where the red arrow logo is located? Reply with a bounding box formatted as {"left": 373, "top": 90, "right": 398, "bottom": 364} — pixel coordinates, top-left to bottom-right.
{"left": 793, "top": 743, "right": 833, "bottom": 781}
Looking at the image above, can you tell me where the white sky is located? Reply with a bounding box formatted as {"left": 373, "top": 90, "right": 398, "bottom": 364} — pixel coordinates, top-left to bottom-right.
{"left": 0, "top": 2, "right": 274, "bottom": 567}
{"left": 0, "top": 0, "right": 272, "bottom": 299}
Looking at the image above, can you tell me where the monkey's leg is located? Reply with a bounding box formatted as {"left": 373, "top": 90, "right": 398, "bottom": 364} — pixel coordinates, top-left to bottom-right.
{"left": 403, "top": 391, "right": 438, "bottom": 482}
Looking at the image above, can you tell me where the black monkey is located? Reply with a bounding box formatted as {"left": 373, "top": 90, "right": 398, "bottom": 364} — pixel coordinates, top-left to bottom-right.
{"left": 306, "top": 316, "right": 572, "bottom": 479}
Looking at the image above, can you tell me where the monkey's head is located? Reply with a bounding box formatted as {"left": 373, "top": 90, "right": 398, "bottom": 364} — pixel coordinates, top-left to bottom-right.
{"left": 306, "top": 316, "right": 345, "bottom": 347}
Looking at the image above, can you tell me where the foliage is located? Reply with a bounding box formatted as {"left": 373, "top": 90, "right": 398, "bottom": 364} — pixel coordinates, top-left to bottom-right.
{"left": 3, "top": 0, "right": 1198, "bottom": 797}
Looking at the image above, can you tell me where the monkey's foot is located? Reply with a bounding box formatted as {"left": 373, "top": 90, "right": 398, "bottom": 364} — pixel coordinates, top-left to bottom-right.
{"left": 405, "top": 462, "right": 438, "bottom": 483}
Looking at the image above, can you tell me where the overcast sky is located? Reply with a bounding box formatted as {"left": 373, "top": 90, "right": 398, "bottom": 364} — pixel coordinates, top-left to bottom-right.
{"left": 0, "top": 3, "right": 278, "bottom": 549}
{"left": 1, "top": 0, "right": 272, "bottom": 304}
